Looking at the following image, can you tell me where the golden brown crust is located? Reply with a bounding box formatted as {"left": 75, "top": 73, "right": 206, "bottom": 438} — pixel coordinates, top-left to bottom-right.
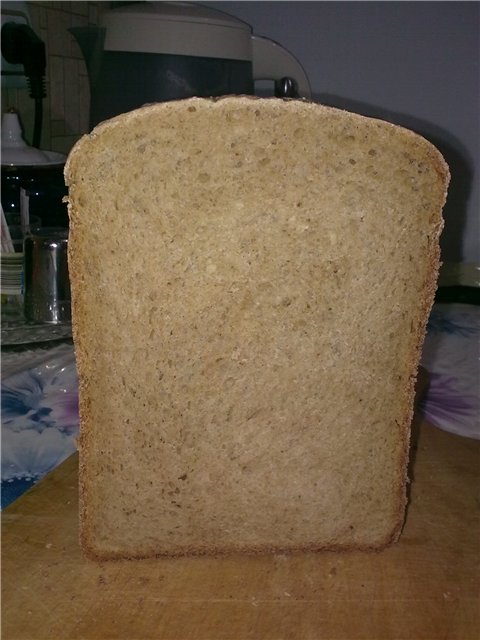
{"left": 81, "top": 539, "right": 397, "bottom": 562}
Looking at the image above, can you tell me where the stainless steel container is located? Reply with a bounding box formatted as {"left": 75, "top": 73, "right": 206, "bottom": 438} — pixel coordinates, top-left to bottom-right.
{"left": 23, "top": 228, "right": 71, "bottom": 324}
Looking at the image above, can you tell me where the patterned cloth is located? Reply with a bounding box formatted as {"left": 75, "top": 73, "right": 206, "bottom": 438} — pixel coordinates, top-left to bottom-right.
{"left": 1, "top": 303, "right": 479, "bottom": 509}
{"left": 1, "top": 343, "right": 78, "bottom": 508}
{"left": 419, "top": 303, "right": 479, "bottom": 440}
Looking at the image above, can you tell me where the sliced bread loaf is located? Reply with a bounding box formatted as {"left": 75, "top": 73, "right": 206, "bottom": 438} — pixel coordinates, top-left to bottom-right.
{"left": 64, "top": 96, "right": 449, "bottom": 559}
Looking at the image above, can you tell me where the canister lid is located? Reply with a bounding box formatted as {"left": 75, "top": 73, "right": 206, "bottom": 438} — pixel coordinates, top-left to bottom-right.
{"left": 102, "top": 1, "right": 253, "bottom": 61}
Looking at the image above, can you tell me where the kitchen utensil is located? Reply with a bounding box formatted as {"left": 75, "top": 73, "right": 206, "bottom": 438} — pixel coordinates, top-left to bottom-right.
{"left": 23, "top": 228, "right": 70, "bottom": 324}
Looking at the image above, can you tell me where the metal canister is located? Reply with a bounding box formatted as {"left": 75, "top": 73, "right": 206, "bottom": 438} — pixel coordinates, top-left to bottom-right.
{"left": 23, "top": 228, "right": 71, "bottom": 324}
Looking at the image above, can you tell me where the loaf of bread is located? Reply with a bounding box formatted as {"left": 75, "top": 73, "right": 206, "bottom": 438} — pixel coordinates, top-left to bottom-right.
{"left": 65, "top": 96, "right": 449, "bottom": 559}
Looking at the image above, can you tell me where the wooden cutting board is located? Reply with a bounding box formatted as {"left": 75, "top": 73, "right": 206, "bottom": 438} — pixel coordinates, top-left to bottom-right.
{"left": 2, "top": 418, "right": 479, "bottom": 640}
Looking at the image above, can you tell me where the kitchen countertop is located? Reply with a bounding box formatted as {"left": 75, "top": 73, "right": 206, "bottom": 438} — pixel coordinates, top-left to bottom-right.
{"left": 2, "top": 418, "right": 479, "bottom": 640}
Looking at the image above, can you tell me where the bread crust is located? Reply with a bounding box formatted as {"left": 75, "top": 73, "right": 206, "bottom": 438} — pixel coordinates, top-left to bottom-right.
{"left": 65, "top": 96, "right": 449, "bottom": 561}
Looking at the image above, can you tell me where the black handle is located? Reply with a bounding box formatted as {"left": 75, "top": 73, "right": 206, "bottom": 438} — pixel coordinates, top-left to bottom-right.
{"left": 274, "top": 77, "right": 299, "bottom": 99}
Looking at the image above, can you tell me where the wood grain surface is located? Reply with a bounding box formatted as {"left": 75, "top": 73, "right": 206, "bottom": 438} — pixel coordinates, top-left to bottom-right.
{"left": 2, "top": 419, "right": 479, "bottom": 640}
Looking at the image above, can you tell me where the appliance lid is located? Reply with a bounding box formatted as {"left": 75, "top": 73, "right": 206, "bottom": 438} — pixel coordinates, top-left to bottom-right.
{"left": 102, "top": 1, "right": 253, "bottom": 61}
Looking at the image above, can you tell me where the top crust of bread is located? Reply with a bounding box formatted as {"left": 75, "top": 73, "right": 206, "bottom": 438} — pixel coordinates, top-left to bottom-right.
{"left": 65, "top": 97, "right": 449, "bottom": 560}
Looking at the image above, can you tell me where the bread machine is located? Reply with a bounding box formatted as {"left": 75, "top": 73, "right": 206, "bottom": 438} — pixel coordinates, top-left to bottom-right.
{"left": 70, "top": 1, "right": 311, "bottom": 129}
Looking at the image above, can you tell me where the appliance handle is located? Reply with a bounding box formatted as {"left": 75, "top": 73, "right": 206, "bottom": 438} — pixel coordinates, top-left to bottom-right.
{"left": 251, "top": 35, "right": 311, "bottom": 99}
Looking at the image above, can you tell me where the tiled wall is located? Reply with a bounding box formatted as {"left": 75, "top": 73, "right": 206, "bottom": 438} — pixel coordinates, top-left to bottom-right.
{"left": 2, "top": 1, "right": 109, "bottom": 156}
